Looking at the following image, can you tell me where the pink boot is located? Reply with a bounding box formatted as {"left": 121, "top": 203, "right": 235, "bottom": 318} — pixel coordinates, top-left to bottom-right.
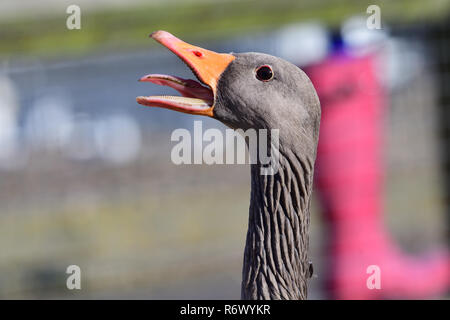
{"left": 306, "top": 53, "right": 449, "bottom": 299}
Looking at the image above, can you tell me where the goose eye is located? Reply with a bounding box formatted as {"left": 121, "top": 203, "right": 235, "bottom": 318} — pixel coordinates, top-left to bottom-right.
{"left": 255, "top": 65, "right": 273, "bottom": 81}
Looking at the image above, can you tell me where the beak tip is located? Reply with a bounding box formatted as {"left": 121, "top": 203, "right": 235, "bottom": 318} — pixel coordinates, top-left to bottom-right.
{"left": 136, "top": 96, "right": 149, "bottom": 106}
{"left": 150, "top": 30, "right": 174, "bottom": 41}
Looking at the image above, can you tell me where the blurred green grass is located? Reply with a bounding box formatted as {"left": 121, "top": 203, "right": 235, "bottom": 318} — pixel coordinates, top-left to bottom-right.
{"left": 0, "top": 155, "right": 253, "bottom": 298}
{"left": 1, "top": 0, "right": 449, "bottom": 59}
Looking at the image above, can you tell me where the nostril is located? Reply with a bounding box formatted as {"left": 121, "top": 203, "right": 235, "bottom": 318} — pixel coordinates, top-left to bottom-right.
{"left": 192, "top": 50, "right": 203, "bottom": 57}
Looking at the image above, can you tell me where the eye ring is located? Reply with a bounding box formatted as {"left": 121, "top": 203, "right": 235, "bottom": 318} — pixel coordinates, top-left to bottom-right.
{"left": 255, "top": 65, "right": 274, "bottom": 82}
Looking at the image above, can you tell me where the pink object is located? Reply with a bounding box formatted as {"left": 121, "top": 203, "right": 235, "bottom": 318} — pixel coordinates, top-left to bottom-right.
{"left": 306, "top": 53, "right": 449, "bottom": 299}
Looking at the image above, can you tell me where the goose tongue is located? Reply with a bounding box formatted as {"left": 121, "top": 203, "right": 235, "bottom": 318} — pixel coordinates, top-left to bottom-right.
{"left": 139, "top": 74, "right": 213, "bottom": 101}
{"left": 137, "top": 30, "right": 235, "bottom": 117}
{"left": 137, "top": 74, "right": 214, "bottom": 113}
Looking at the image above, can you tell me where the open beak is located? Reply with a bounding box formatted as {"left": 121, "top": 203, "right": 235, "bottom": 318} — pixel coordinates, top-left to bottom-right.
{"left": 137, "top": 31, "right": 235, "bottom": 117}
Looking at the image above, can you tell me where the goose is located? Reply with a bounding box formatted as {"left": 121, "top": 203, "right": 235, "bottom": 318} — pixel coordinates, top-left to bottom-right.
{"left": 137, "top": 31, "right": 321, "bottom": 300}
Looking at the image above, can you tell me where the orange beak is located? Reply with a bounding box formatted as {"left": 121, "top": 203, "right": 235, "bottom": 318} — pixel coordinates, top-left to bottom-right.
{"left": 137, "top": 31, "right": 235, "bottom": 117}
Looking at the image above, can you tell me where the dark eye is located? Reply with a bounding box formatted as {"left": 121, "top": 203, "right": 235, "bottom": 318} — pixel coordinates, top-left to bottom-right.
{"left": 255, "top": 65, "right": 273, "bottom": 81}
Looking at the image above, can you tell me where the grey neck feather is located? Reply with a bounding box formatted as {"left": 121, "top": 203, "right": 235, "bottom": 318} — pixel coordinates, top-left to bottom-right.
{"left": 213, "top": 53, "right": 321, "bottom": 299}
{"left": 241, "top": 148, "right": 315, "bottom": 300}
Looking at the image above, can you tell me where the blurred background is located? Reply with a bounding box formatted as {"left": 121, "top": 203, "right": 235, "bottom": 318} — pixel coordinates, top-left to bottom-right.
{"left": 0, "top": 0, "right": 448, "bottom": 299}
